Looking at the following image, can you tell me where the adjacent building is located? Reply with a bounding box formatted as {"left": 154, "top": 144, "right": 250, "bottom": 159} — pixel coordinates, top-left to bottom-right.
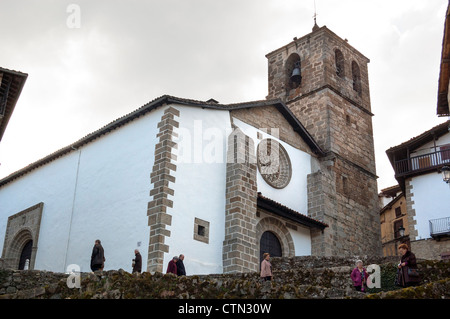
{"left": 382, "top": 0, "right": 450, "bottom": 261}
{"left": 386, "top": 120, "right": 450, "bottom": 260}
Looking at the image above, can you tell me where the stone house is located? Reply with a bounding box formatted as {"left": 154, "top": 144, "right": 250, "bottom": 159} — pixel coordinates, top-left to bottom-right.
{"left": 0, "top": 23, "right": 381, "bottom": 274}
{"left": 379, "top": 185, "right": 409, "bottom": 257}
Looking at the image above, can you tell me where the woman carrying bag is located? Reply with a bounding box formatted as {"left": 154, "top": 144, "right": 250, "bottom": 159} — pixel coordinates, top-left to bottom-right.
{"left": 396, "top": 243, "right": 420, "bottom": 287}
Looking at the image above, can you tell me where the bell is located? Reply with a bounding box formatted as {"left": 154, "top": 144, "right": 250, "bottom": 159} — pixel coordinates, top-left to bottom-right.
{"left": 290, "top": 65, "right": 301, "bottom": 83}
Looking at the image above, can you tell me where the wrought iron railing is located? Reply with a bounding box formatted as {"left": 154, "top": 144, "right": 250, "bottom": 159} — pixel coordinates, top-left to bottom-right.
{"left": 429, "top": 216, "right": 450, "bottom": 238}
{"left": 394, "top": 149, "right": 450, "bottom": 176}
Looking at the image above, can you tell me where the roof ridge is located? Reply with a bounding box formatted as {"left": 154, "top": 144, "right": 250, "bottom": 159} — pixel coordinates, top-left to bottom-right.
{"left": 386, "top": 119, "right": 450, "bottom": 152}
{"left": 0, "top": 94, "right": 323, "bottom": 187}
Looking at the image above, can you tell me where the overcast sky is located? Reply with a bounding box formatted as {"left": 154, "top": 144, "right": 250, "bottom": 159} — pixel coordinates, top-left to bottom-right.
{"left": 0, "top": 0, "right": 448, "bottom": 191}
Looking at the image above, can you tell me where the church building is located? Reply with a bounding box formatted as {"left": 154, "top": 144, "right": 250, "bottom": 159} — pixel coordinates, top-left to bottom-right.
{"left": 0, "top": 23, "right": 381, "bottom": 274}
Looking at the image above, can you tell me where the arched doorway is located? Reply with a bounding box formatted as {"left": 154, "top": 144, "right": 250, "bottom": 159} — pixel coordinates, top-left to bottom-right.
{"left": 18, "top": 240, "right": 33, "bottom": 270}
{"left": 256, "top": 216, "right": 295, "bottom": 261}
{"left": 259, "top": 231, "right": 282, "bottom": 262}
{"left": 1, "top": 203, "right": 43, "bottom": 270}
{"left": 3, "top": 229, "right": 35, "bottom": 270}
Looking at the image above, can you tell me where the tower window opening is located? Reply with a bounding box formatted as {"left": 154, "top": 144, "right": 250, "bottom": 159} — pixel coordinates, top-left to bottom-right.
{"left": 352, "top": 61, "right": 362, "bottom": 95}
{"left": 285, "top": 53, "right": 302, "bottom": 91}
{"left": 335, "top": 49, "right": 345, "bottom": 78}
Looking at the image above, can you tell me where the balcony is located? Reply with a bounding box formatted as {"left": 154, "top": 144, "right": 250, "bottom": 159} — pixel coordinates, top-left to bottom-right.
{"left": 430, "top": 217, "right": 450, "bottom": 239}
{"left": 394, "top": 148, "right": 450, "bottom": 177}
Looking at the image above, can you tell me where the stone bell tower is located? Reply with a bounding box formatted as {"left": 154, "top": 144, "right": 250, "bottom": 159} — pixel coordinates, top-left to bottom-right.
{"left": 266, "top": 24, "right": 382, "bottom": 256}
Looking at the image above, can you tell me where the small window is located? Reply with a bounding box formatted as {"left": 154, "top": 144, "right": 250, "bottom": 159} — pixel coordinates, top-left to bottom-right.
{"left": 346, "top": 115, "right": 351, "bottom": 126}
{"left": 197, "top": 225, "right": 206, "bottom": 237}
{"left": 342, "top": 176, "right": 348, "bottom": 195}
{"left": 395, "top": 207, "right": 402, "bottom": 218}
{"left": 335, "top": 49, "right": 345, "bottom": 78}
{"left": 193, "top": 218, "right": 210, "bottom": 244}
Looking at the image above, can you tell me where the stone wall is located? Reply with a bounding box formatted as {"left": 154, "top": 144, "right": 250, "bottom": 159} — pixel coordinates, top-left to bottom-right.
{"left": 1, "top": 256, "right": 449, "bottom": 299}
{"left": 411, "top": 238, "right": 450, "bottom": 260}
{"left": 266, "top": 27, "right": 370, "bottom": 108}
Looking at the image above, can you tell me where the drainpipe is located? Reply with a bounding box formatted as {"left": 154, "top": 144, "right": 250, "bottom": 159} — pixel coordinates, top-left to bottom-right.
{"left": 63, "top": 146, "right": 81, "bottom": 272}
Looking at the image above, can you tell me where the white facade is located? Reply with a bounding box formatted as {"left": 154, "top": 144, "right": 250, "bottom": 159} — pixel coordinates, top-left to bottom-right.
{"left": 409, "top": 130, "right": 450, "bottom": 240}
{"left": 0, "top": 101, "right": 320, "bottom": 274}
{"left": 410, "top": 172, "right": 450, "bottom": 240}
{"left": 232, "top": 118, "right": 315, "bottom": 257}
{"left": 166, "top": 106, "right": 230, "bottom": 275}
{"left": 232, "top": 118, "right": 315, "bottom": 214}
{"left": 0, "top": 106, "right": 165, "bottom": 273}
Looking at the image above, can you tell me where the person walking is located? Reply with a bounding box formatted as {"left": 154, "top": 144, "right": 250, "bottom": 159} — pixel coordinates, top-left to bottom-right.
{"left": 397, "top": 243, "right": 420, "bottom": 287}
{"left": 350, "top": 260, "right": 369, "bottom": 292}
{"left": 132, "top": 249, "right": 142, "bottom": 274}
{"left": 176, "top": 254, "right": 186, "bottom": 276}
{"left": 90, "top": 239, "right": 105, "bottom": 272}
{"left": 260, "top": 253, "right": 273, "bottom": 281}
{"left": 166, "top": 256, "right": 178, "bottom": 275}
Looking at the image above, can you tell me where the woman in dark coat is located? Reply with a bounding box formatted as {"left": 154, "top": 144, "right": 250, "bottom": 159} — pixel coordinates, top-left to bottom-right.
{"left": 132, "top": 249, "right": 142, "bottom": 273}
{"left": 397, "top": 243, "right": 420, "bottom": 287}
{"left": 90, "top": 239, "right": 105, "bottom": 272}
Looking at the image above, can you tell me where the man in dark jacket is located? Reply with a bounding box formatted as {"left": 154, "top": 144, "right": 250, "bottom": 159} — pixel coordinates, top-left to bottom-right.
{"left": 90, "top": 239, "right": 105, "bottom": 272}
{"left": 166, "top": 256, "right": 178, "bottom": 274}
{"left": 132, "top": 249, "right": 142, "bottom": 273}
{"left": 176, "top": 254, "right": 186, "bottom": 276}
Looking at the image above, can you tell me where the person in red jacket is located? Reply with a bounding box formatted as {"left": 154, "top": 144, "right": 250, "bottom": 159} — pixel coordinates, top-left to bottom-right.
{"left": 350, "top": 260, "right": 369, "bottom": 292}
{"left": 166, "top": 256, "right": 178, "bottom": 274}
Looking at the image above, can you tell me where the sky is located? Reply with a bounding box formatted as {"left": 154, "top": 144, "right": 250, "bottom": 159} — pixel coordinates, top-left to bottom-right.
{"left": 0, "top": 0, "right": 448, "bottom": 191}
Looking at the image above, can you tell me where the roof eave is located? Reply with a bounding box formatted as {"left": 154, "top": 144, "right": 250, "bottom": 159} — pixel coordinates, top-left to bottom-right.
{"left": 437, "top": 2, "right": 450, "bottom": 117}
{"left": 0, "top": 69, "right": 28, "bottom": 141}
{"left": 257, "top": 193, "right": 328, "bottom": 230}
